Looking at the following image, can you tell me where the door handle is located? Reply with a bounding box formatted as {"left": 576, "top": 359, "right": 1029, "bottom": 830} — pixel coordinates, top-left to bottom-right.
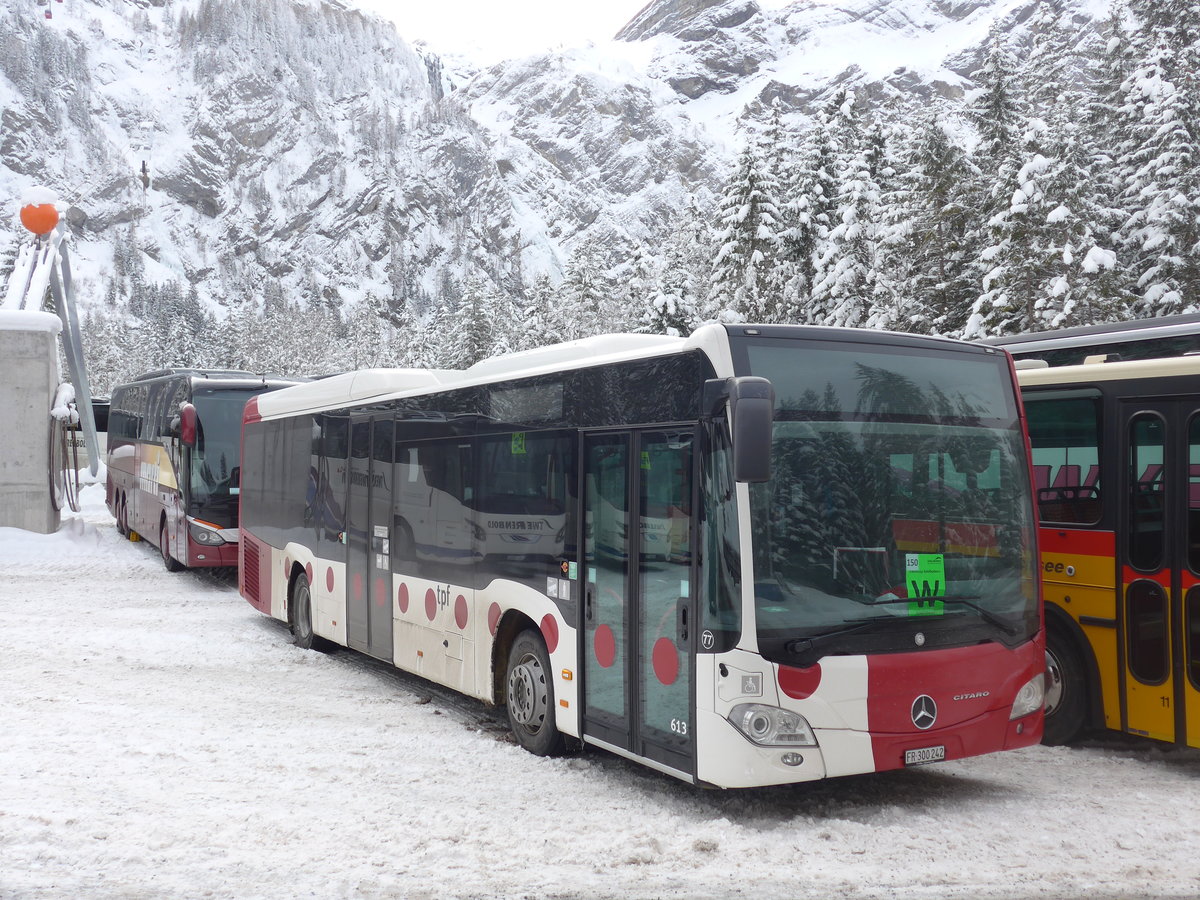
{"left": 677, "top": 601, "right": 689, "bottom": 645}
{"left": 586, "top": 584, "right": 595, "bottom": 622}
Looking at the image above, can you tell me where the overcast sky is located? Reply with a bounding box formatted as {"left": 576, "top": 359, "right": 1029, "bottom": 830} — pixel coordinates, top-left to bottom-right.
{"left": 354, "top": 0, "right": 650, "bottom": 63}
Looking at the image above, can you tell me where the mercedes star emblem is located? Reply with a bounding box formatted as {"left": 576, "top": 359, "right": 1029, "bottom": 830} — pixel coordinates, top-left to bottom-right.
{"left": 911, "top": 694, "right": 938, "bottom": 730}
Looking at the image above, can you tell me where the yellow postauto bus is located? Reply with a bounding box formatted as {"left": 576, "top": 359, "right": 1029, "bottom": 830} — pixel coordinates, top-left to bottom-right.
{"left": 1013, "top": 352, "right": 1200, "bottom": 748}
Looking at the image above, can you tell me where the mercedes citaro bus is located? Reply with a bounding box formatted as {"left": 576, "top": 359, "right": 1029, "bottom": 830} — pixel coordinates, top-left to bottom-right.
{"left": 238, "top": 325, "right": 1044, "bottom": 788}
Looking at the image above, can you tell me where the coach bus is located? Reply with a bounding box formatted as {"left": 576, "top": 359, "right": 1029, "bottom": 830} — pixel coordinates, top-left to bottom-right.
{"left": 1006, "top": 349, "right": 1200, "bottom": 749}
{"left": 238, "top": 324, "right": 1045, "bottom": 788}
{"left": 107, "top": 369, "right": 299, "bottom": 570}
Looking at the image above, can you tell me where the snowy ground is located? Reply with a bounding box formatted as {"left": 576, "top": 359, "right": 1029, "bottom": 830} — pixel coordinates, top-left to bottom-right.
{"left": 3, "top": 485, "right": 1200, "bottom": 900}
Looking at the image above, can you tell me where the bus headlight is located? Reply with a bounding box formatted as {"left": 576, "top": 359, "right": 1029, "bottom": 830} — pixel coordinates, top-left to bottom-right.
{"left": 729, "top": 703, "right": 818, "bottom": 746}
{"left": 1010, "top": 674, "right": 1045, "bottom": 720}
{"left": 188, "top": 522, "right": 226, "bottom": 546}
{"left": 469, "top": 520, "right": 487, "bottom": 542}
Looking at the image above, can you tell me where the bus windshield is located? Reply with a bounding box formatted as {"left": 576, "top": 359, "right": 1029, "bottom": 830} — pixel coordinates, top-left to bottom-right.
{"left": 189, "top": 389, "right": 254, "bottom": 517}
{"left": 735, "top": 338, "right": 1038, "bottom": 664}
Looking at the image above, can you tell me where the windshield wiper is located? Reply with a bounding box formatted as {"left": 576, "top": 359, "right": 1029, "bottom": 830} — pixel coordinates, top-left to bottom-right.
{"left": 857, "top": 594, "right": 1021, "bottom": 636}
{"left": 784, "top": 618, "right": 892, "bottom": 662}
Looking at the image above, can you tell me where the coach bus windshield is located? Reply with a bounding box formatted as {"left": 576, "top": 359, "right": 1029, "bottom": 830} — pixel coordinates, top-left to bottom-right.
{"left": 188, "top": 388, "right": 254, "bottom": 518}
{"left": 733, "top": 337, "right": 1038, "bottom": 665}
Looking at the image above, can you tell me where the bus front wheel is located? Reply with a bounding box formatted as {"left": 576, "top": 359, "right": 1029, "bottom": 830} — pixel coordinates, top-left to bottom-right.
{"left": 1043, "top": 629, "right": 1086, "bottom": 745}
{"left": 505, "top": 630, "right": 564, "bottom": 757}
{"left": 160, "top": 523, "right": 183, "bottom": 572}
{"left": 290, "top": 572, "right": 316, "bottom": 650}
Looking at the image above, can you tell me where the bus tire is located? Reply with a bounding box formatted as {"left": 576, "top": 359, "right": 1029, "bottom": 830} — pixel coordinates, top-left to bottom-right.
{"left": 160, "top": 523, "right": 183, "bottom": 572}
{"left": 116, "top": 494, "right": 128, "bottom": 537}
{"left": 1043, "top": 627, "right": 1086, "bottom": 746}
{"left": 290, "top": 572, "right": 317, "bottom": 650}
{"left": 505, "top": 630, "right": 564, "bottom": 757}
{"left": 395, "top": 519, "right": 415, "bottom": 561}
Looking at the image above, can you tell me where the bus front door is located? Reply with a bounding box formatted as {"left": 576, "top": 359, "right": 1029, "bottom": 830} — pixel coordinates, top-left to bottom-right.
{"left": 346, "top": 415, "right": 395, "bottom": 662}
{"left": 581, "top": 430, "right": 696, "bottom": 778}
{"left": 1121, "top": 401, "right": 1200, "bottom": 747}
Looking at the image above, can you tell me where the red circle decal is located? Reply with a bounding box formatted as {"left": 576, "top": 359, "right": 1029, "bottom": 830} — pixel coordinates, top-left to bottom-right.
{"left": 375, "top": 578, "right": 386, "bottom": 607}
{"left": 305, "top": 563, "right": 313, "bottom": 585}
{"left": 778, "top": 663, "right": 822, "bottom": 700}
{"left": 540, "top": 614, "right": 559, "bottom": 654}
{"left": 325, "top": 568, "right": 335, "bottom": 593}
{"left": 594, "top": 624, "right": 616, "bottom": 668}
{"left": 487, "top": 603, "right": 501, "bottom": 636}
{"left": 397, "top": 583, "right": 409, "bottom": 614}
{"left": 652, "top": 638, "right": 679, "bottom": 686}
{"left": 425, "top": 588, "right": 437, "bottom": 622}
{"left": 353, "top": 573, "right": 363, "bottom": 603}
{"left": 455, "top": 595, "right": 468, "bottom": 630}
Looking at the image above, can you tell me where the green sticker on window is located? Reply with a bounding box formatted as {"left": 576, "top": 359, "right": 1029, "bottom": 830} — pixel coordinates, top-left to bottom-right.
{"left": 511, "top": 432, "right": 526, "bottom": 455}
{"left": 641, "top": 451, "right": 651, "bottom": 470}
{"left": 906, "top": 553, "right": 945, "bottom": 616}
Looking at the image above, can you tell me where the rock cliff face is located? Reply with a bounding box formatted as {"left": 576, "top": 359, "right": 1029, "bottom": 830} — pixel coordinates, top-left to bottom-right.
{"left": 0, "top": 0, "right": 1106, "bottom": 319}
{"left": 611, "top": 0, "right": 1084, "bottom": 116}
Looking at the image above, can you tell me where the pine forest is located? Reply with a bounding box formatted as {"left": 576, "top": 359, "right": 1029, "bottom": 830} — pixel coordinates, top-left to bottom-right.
{"left": 39, "top": 0, "right": 1200, "bottom": 391}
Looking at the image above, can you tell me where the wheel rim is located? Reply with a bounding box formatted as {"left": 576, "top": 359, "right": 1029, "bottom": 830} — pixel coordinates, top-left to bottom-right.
{"left": 508, "top": 652, "right": 548, "bottom": 731}
{"left": 1044, "top": 648, "right": 1065, "bottom": 718}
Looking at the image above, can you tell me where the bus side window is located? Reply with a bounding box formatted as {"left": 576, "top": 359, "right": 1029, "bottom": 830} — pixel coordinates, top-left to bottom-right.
{"left": 700, "top": 423, "right": 741, "bottom": 652}
{"left": 1025, "top": 393, "right": 1103, "bottom": 525}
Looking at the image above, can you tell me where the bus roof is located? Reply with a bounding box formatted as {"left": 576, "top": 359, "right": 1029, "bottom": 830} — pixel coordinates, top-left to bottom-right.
{"left": 984, "top": 313, "right": 1200, "bottom": 354}
{"left": 1015, "top": 352, "right": 1200, "bottom": 388}
{"left": 115, "top": 369, "right": 302, "bottom": 393}
{"left": 255, "top": 332, "right": 692, "bottom": 420}
{"left": 252, "top": 324, "right": 1004, "bottom": 422}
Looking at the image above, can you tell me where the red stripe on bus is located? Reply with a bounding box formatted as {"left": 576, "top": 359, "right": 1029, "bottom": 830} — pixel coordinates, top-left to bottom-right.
{"left": 243, "top": 395, "right": 261, "bottom": 425}
{"left": 1037, "top": 528, "right": 1115, "bottom": 557}
{"left": 1122, "top": 567, "right": 1171, "bottom": 590}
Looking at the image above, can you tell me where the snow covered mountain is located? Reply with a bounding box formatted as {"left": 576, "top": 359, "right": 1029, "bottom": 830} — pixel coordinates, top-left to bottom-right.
{"left": 0, "top": 0, "right": 1108, "bottom": 330}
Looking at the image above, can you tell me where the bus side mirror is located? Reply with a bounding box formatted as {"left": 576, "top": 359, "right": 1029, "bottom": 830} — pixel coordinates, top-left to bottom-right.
{"left": 705, "top": 377, "right": 774, "bottom": 483}
{"left": 179, "top": 402, "right": 197, "bottom": 447}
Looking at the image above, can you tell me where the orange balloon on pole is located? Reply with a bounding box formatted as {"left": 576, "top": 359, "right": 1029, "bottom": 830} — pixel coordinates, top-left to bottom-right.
{"left": 20, "top": 202, "right": 59, "bottom": 235}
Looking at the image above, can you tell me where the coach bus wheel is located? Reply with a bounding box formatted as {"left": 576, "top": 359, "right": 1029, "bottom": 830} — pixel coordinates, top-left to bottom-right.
{"left": 1043, "top": 630, "right": 1086, "bottom": 746}
{"left": 160, "top": 523, "right": 183, "bottom": 572}
{"left": 505, "top": 630, "right": 564, "bottom": 757}
{"left": 116, "top": 495, "right": 128, "bottom": 537}
{"left": 290, "top": 573, "right": 316, "bottom": 650}
{"left": 395, "top": 520, "right": 415, "bottom": 560}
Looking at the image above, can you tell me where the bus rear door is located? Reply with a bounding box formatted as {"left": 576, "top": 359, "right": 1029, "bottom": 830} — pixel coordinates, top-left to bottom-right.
{"left": 1121, "top": 401, "right": 1200, "bottom": 747}
{"left": 581, "top": 429, "right": 697, "bottom": 778}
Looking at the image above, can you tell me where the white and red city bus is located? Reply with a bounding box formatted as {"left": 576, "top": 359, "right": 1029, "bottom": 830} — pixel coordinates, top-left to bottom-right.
{"left": 106, "top": 368, "right": 299, "bottom": 570}
{"left": 238, "top": 324, "right": 1045, "bottom": 788}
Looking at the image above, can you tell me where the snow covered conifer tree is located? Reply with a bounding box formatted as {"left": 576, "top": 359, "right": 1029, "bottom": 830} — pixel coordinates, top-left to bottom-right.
{"left": 885, "top": 107, "right": 976, "bottom": 334}
{"left": 561, "top": 244, "right": 612, "bottom": 340}
{"left": 778, "top": 114, "right": 839, "bottom": 323}
{"left": 810, "top": 91, "right": 883, "bottom": 328}
{"left": 1117, "top": 28, "right": 1200, "bottom": 316}
{"left": 708, "top": 141, "right": 783, "bottom": 323}
{"left": 515, "top": 274, "right": 559, "bottom": 351}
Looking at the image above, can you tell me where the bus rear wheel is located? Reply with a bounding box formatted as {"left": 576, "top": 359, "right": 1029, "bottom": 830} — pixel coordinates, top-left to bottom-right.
{"left": 290, "top": 572, "right": 316, "bottom": 650}
{"left": 505, "top": 630, "right": 564, "bottom": 757}
{"left": 116, "top": 494, "right": 128, "bottom": 537}
{"left": 1043, "top": 628, "right": 1086, "bottom": 745}
{"left": 160, "top": 523, "right": 183, "bottom": 572}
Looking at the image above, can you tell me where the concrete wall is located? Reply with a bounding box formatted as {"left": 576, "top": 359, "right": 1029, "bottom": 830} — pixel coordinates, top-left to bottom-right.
{"left": 0, "top": 312, "right": 62, "bottom": 533}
